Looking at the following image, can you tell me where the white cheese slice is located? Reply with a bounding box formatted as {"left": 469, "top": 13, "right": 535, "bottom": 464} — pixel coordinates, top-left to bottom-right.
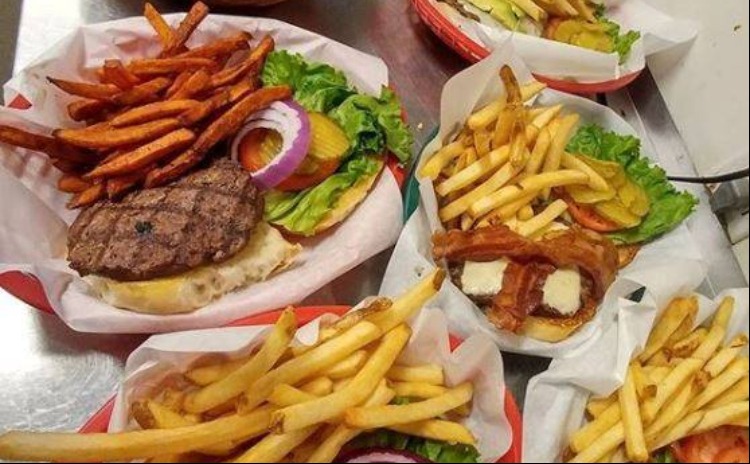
{"left": 461, "top": 260, "right": 509, "bottom": 297}
{"left": 542, "top": 267, "right": 582, "bottom": 316}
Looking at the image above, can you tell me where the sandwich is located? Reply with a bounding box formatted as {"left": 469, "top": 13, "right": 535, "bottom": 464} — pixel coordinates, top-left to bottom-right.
{"left": 433, "top": 225, "right": 619, "bottom": 342}
{"left": 68, "top": 158, "right": 300, "bottom": 314}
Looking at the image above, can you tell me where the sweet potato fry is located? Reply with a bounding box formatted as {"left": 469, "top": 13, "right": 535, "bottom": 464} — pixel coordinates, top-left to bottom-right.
{"left": 165, "top": 71, "right": 192, "bottom": 99}
{"left": 208, "top": 35, "right": 274, "bottom": 89}
{"left": 175, "top": 32, "right": 252, "bottom": 59}
{"left": 68, "top": 99, "right": 113, "bottom": 122}
{"left": 0, "top": 125, "right": 91, "bottom": 163}
{"left": 106, "top": 165, "right": 154, "bottom": 199}
{"left": 160, "top": 1, "right": 210, "bottom": 57}
{"left": 86, "top": 128, "right": 195, "bottom": 178}
{"left": 57, "top": 174, "right": 91, "bottom": 193}
{"left": 112, "top": 77, "right": 172, "bottom": 106}
{"left": 110, "top": 100, "right": 199, "bottom": 128}
{"left": 169, "top": 69, "right": 211, "bottom": 100}
{"left": 146, "top": 85, "right": 292, "bottom": 187}
{"left": 101, "top": 60, "right": 141, "bottom": 90}
{"left": 228, "top": 79, "right": 258, "bottom": 103}
{"left": 47, "top": 77, "right": 120, "bottom": 100}
{"left": 55, "top": 118, "right": 182, "bottom": 149}
{"left": 144, "top": 3, "right": 174, "bottom": 47}
{"left": 127, "top": 58, "right": 216, "bottom": 77}
{"left": 67, "top": 182, "right": 105, "bottom": 208}
{"left": 52, "top": 159, "right": 85, "bottom": 174}
{"left": 178, "top": 91, "right": 229, "bottom": 126}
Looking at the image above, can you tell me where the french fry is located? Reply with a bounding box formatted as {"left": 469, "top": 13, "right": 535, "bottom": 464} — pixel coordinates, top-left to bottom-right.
{"left": 272, "top": 325, "right": 411, "bottom": 433}
{"left": 569, "top": 423, "right": 626, "bottom": 463}
{"left": 692, "top": 325, "right": 727, "bottom": 362}
{"left": 730, "top": 413, "right": 749, "bottom": 428}
{"left": 473, "top": 130, "right": 493, "bottom": 157}
{"left": 55, "top": 118, "right": 181, "bottom": 150}
{"left": 492, "top": 191, "right": 539, "bottom": 222}
{"left": 541, "top": 114, "right": 579, "bottom": 199}
{"left": 0, "top": 407, "right": 273, "bottom": 463}
{"left": 228, "top": 78, "right": 258, "bottom": 103}
{"left": 299, "top": 377, "right": 334, "bottom": 396}
{"left": 169, "top": 69, "right": 211, "bottom": 100}
{"left": 68, "top": 99, "right": 112, "bottom": 122}
{"left": 57, "top": 174, "right": 91, "bottom": 193}
{"left": 208, "top": 35, "right": 275, "bottom": 89}
{"left": 639, "top": 297, "right": 696, "bottom": 363}
{"left": 0, "top": 125, "right": 90, "bottom": 163}
{"left": 648, "top": 411, "right": 703, "bottom": 452}
{"left": 268, "top": 384, "right": 319, "bottom": 408}
{"left": 85, "top": 128, "right": 195, "bottom": 178}
{"left": 321, "top": 350, "right": 369, "bottom": 380}
{"left": 184, "top": 309, "right": 296, "bottom": 414}
{"left": 147, "top": 85, "right": 292, "bottom": 187}
{"left": 492, "top": 106, "right": 516, "bottom": 149}
{"left": 630, "top": 362, "right": 656, "bottom": 400}
{"left": 467, "top": 170, "right": 589, "bottom": 219}
{"left": 705, "top": 376, "right": 749, "bottom": 409}
{"left": 689, "top": 357, "right": 750, "bottom": 412}
{"left": 185, "top": 358, "right": 246, "bottom": 386}
{"left": 569, "top": 0, "right": 597, "bottom": 22}
{"left": 127, "top": 57, "right": 216, "bottom": 77}
{"left": 174, "top": 31, "right": 252, "bottom": 59}
{"left": 439, "top": 162, "right": 520, "bottom": 222}
{"left": 516, "top": 199, "right": 568, "bottom": 237}
{"left": 389, "top": 420, "right": 476, "bottom": 446}
{"left": 178, "top": 90, "right": 230, "bottom": 127}
{"left": 467, "top": 100, "right": 504, "bottom": 131}
{"left": 620, "top": 364, "right": 648, "bottom": 462}
{"left": 101, "top": 59, "right": 141, "bottom": 90}
{"left": 144, "top": 2, "right": 175, "bottom": 47}
{"left": 160, "top": 1, "right": 210, "bottom": 57}
{"left": 345, "top": 383, "right": 473, "bottom": 429}
{"left": 233, "top": 425, "right": 319, "bottom": 463}
{"left": 518, "top": 205, "right": 535, "bottom": 221}
{"left": 691, "top": 402, "right": 750, "bottom": 436}
{"left": 387, "top": 364, "right": 445, "bottom": 385}
{"left": 366, "top": 269, "right": 445, "bottom": 332}
{"left": 435, "top": 145, "right": 510, "bottom": 197}
{"left": 571, "top": 402, "right": 621, "bottom": 454}
{"left": 641, "top": 358, "right": 703, "bottom": 423}
{"left": 393, "top": 382, "right": 448, "bottom": 399}
{"left": 561, "top": 153, "right": 610, "bottom": 192}
{"left": 110, "top": 100, "right": 199, "bottom": 128}
{"left": 667, "top": 328, "right": 707, "bottom": 359}
{"left": 520, "top": 81, "right": 547, "bottom": 102}
{"left": 644, "top": 381, "right": 694, "bottom": 442}
{"left": 665, "top": 314, "right": 696, "bottom": 349}
{"left": 525, "top": 104, "right": 562, "bottom": 142}
{"left": 711, "top": 296, "right": 735, "bottom": 332}
{"left": 47, "top": 77, "right": 120, "bottom": 100}
{"left": 165, "top": 71, "right": 192, "bottom": 99}
{"left": 307, "top": 380, "right": 395, "bottom": 463}
{"left": 508, "top": 0, "right": 547, "bottom": 22}
{"left": 113, "top": 77, "right": 173, "bottom": 106}
{"left": 705, "top": 335, "right": 749, "bottom": 378}
{"left": 67, "top": 182, "right": 105, "bottom": 209}
{"left": 587, "top": 395, "right": 617, "bottom": 419}
{"left": 239, "top": 320, "right": 382, "bottom": 413}
{"left": 420, "top": 141, "right": 464, "bottom": 180}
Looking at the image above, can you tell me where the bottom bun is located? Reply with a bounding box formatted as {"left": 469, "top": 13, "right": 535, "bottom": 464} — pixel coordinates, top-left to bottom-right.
{"left": 312, "top": 157, "right": 385, "bottom": 235}
{"left": 520, "top": 300, "right": 598, "bottom": 343}
{"left": 86, "top": 222, "right": 301, "bottom": 315}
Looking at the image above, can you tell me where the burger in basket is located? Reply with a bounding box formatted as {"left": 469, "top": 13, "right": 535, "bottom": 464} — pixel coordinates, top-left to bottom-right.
{"left": 0, "top": 2, "right": 412, "bottom": 315}
{"left": 422, "top": 65, "right": 696, "bottom": 343}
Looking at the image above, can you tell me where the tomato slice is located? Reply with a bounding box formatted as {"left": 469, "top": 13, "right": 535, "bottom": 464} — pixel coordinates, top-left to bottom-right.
{"left": 558, "top": 191, "right": 621, "bottom": 233}
{"left": 672, "top": 427, "right": 749, "bottom": 463}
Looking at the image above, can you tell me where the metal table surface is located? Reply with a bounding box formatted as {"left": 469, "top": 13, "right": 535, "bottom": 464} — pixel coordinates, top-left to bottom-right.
{"left": 2, "top": 0, "right": 745, "bottom": 443}
{"left": 1, "top": 0, "right": 552, "bottom": 437}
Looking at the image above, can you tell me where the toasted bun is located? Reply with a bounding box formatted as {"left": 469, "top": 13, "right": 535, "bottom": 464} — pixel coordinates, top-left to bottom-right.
{"left": 312, "top": 157, "right": 385, "bottom": 235}
{"left": 520, "top": 300, "right": 598, "bottom": 343}
{"left": 86, "top": 222, "right": 301, "bottom": 315}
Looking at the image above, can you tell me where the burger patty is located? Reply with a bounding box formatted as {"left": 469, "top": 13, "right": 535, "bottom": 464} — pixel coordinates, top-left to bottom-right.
{"left": 67, "top": 158, "right": 263, "bottom": 282}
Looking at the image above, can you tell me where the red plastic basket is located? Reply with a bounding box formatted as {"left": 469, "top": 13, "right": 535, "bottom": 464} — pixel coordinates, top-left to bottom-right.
{"left": 411, "top": 0, "right": 642, "bottom": 94}
{"left": 78, "top": 306, "right": 524, "bottom": 462}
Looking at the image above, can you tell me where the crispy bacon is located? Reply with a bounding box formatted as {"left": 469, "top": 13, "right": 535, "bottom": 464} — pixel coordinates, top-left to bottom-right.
{"left": 488, "top": 262, "right": 555, "bottom": 332}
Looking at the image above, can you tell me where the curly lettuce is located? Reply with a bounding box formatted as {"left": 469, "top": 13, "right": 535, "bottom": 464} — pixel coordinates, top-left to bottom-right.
{"left": 567, "top": 124, "right": 698, "bottom": 244}
{"left": 351, "top": 429, "right": 480, "bottom": 463}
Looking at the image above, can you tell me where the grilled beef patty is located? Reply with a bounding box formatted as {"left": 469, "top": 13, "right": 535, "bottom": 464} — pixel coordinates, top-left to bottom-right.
{"left": 68, "top": 158, "right": 263, "bottom": 281}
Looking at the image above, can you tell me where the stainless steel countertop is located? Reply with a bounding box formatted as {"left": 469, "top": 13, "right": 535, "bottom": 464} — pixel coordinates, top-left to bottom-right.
{"left": 1, "top": 0, "right": 743, "bottom": 443}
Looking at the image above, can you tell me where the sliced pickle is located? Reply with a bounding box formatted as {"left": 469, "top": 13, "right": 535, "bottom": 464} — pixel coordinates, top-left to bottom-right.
{"left": 594, "top": 199, "right": 643, "bottom": 228}
{"left": 630, "top": 183, "right": 651, "bottom": 217}
{"left": 618, "top": 181, "right": 639, "bottom": 209}
{"left": 609, "top": 169, "right": 628, "bottom": 189}
{"left": 566, "top": 184, "right": 617, "bottom": 204}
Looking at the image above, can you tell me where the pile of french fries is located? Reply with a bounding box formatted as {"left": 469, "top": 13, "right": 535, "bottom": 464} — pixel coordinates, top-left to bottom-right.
{"left": 0, "top": 269, "right": 487, "bottom": 464}
{"left": 0, "top": 2, "right": 289, "bottom": 209}
{"left": 420, "top": 65, "right": 609, "bottom": 239}
{"left": 567, "top": 296, "right": 749, "bottom": 463}
{"left": 505, "top": 0, "right": 599, "bottom": 24}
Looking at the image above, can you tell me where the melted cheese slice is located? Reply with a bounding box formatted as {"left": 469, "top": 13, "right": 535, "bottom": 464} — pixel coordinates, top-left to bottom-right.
{"left": 460, "top": 260, "right": 509, "bottom": 297}
{"left": 542, "top": 268, "right": 582, "bottom": 316}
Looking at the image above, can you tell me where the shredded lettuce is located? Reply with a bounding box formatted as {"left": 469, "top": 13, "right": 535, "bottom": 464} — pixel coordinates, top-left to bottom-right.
{"left": 264, "top": 155, "right": 382, "bottom": 236}
{"left": 351, "top": 429, "right": 481, "bottom": 463}
{"left": 567, "top": 124, "right": 697, "bottom": 244}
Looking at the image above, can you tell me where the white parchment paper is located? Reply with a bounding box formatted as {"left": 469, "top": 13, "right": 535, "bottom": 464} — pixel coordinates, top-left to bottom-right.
{"left": 0, "top": 14, "right": 404, "bottom": 334}
{"left": 108, "top": 306, "right": 513, "bottom": 462}
{"left": 431, "top": 0, "right": 699, "bottom": 83}
{"left": 523, "top": 274, "right": 749, "bottom": 463}
{"left": 380, "top": 41, "right": 705, "bottom": 358}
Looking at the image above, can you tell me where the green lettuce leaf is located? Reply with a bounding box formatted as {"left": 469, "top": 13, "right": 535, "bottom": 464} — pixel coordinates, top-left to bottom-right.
{"left": 567, "top": 124, "right": 697, "bottom": 244}
{"left": 264, "top": 155, "right": 382, "bottom": 236}
{"left": 653, "top": 449, "right": 677, "bottom": 463}
{"left": 351, "top": 429, "right": 481, "bottom": 463}
{"left": 593, "top": 5, "right": 640, "bottom": 62}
